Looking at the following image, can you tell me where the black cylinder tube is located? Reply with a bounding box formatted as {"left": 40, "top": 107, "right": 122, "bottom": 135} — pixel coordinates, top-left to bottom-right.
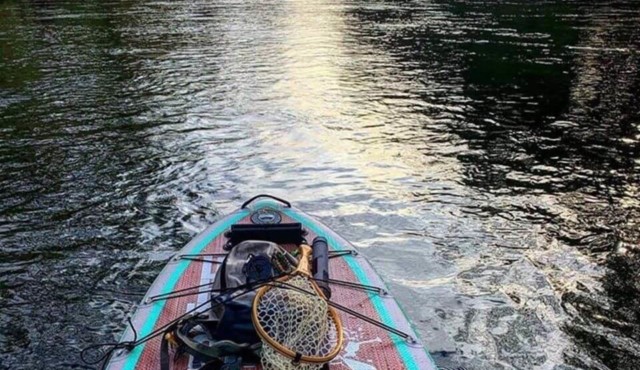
{"left": 312, "top": 236, "right": 331, "bottom": 299}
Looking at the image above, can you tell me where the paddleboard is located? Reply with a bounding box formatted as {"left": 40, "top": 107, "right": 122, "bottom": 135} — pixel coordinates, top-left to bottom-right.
{"left": 105, "top": 195, "right": 437, "bottom": 370}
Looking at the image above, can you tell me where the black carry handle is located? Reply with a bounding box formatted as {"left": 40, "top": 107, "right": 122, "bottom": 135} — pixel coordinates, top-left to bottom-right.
{"left": 312, "top": 236, "right": 331, "bottom": 299}
{"left": 227, "top": 223, "right": 304, "bottom": 246}
{"left": 241, "top": 194, "right": 291, "bottom": 209}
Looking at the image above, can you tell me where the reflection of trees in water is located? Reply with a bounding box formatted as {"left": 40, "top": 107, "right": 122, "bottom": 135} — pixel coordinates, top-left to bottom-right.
{"left": 458, "top": 4, "right": 640, "bottom": 368}
{"left": 0, "top": 1, "right": 176, "bottom": 367}
{"left": 547, "top": 13, "right": 640, "bottom": 370}
{"left": 345, "top": 1, "right": 639, "bottom": 368}
{"left": 459, "top": 4, "right": 640, "bottom": 369}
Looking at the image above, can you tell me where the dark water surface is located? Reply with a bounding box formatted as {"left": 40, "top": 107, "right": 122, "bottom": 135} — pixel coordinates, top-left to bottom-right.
{"left": 1, "top": 0, "right": 639, "bottom": 369}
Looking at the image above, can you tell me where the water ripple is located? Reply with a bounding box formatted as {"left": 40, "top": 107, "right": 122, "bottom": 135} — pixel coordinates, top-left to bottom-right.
{"left": 1, "top": 0, "right": 639, "bottom": 369}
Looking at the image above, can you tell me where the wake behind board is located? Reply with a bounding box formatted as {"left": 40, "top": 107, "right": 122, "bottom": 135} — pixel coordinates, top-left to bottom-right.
{"left": 105, "top": 195, "right": 437, "bottom": 370}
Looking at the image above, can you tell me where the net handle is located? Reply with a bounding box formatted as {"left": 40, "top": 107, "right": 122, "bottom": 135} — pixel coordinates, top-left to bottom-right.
{"left": 294, "top": 245, "right": 312, "bottom": 276}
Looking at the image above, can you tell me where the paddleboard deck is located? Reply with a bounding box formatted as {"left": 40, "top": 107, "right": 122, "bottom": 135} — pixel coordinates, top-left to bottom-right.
{"left": 106, "top": 196, "right": 437, "bottom": 370}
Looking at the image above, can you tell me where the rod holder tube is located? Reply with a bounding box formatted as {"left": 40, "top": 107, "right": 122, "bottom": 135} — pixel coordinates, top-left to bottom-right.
{"left": 312, "top": 236, "right": 331, "bottom": 299}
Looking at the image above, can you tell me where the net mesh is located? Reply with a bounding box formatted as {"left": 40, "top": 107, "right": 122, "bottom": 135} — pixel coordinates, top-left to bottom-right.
{"left": 256, "top": 275, "right": 340, "bottom": 370}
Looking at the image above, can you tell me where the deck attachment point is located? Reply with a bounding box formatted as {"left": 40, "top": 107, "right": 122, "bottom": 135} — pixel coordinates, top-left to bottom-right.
{"left": 406, "top": 336, "right": 423, "bottom": 348}
{"left": 251, "top": 208, "right": 282, "bottom": 224}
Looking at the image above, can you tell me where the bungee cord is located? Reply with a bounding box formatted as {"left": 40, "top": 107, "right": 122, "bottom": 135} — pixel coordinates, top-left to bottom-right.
{"left": 269, "top": 280, "right": 416, "bottom": 343}
{"left": 80, "top": 274, "right": 287, "bottom": 369}
{"left": 176, "top": 256, "right": 223, "bottom": 264}
{"left": 313, "top": 277, "right": 388, "bottom": 295}
{"left": 328, "top": 250, "right": 358, "bottom": 259}
{"left": 83, "top": 244, "right": 410, "bottom": 369}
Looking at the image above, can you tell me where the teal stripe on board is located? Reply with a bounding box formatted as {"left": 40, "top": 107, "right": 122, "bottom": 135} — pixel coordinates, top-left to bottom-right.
{"left": 120, "top": 210, "right": 248, "bottom": 370}
{"left": 281, "top": 207, "right": 436, "bottom": 370}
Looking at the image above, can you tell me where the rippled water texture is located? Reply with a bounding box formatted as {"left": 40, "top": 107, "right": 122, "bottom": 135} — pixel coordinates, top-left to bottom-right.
{"left": 1, "top": 0, "right": 639, "bottom": 369}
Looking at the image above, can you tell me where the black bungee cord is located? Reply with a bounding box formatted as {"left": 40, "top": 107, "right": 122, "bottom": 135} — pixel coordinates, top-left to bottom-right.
{"left": 82, "top": 244, "right": 404, "bottom": 368}
{"left": 266, "top": 279, "right": 416, "bottom": 343}
{"left": 80, "top": 273, "right": 288, "bottom": 369}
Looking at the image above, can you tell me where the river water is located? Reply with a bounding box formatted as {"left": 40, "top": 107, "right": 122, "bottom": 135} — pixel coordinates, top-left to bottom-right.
{"left": 1, "top": 1, "right": 639, "bottom": 369}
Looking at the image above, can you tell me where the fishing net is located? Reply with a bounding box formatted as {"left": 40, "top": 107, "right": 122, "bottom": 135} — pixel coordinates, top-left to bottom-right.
{"left": 254, "top": 274, "right": 342, "bottom": 370}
